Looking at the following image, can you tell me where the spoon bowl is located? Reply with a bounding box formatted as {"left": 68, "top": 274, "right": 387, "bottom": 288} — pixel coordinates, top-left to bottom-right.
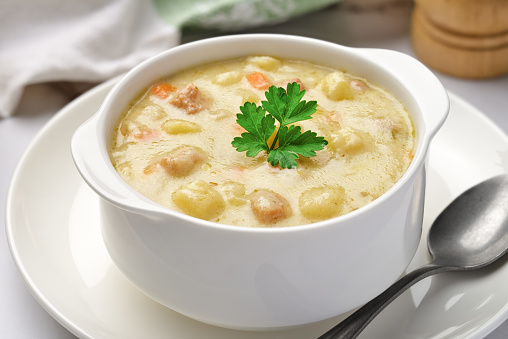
{"left": 429, "top": 176, "right": 508, "bottom": 268}
{"left": 320, "top": 174, "right": 508, "bottom": 339}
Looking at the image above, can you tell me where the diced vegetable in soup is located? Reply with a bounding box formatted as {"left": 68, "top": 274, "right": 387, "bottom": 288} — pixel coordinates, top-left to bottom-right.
{"left": 109, "top": 56, "right": 416, "bottom": 227}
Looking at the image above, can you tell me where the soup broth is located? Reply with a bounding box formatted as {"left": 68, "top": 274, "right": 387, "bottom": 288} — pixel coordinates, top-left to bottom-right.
{"left": 109, "top": 56, "right": 416, "bottom": 227}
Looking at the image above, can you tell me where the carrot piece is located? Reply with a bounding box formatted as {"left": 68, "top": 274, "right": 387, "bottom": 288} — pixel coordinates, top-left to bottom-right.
{"left": 143, "top": 162, "right": 158, "bottom": 175}
{"left": 151, "top": 83, "right": 176, "bottom": 99}
{"left": 247, "top": 72, "right": 271, "bottom": 90}
{"left": 133, "top": 129, "right": 160, "bottom": 141}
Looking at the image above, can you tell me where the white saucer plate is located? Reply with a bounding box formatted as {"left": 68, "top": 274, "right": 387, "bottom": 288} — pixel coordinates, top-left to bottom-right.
{"left": 6, "top": 79, "right": 508, "bottom": 339}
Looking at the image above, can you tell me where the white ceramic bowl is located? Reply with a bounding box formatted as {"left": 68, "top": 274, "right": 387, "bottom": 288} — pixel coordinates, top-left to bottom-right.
{"left": 71, "top": 34, "right": 449, "bottom": 330}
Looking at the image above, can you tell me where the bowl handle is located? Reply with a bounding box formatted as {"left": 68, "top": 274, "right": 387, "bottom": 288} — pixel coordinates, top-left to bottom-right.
{"left": 71, "top": 114, "right": 150, "bottom": 211}
{"left": 356, "top": 48, "right": 450, "bottom": 141}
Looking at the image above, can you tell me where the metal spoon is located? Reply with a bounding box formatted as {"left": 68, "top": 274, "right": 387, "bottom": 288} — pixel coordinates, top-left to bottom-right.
{"left": 319, "top": 174, "right": 508, "bottom": 339}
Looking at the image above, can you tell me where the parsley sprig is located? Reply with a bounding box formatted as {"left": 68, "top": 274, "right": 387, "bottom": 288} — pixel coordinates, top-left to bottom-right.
{"left": 232, "top": 82, "right": 328, "bottom": 169}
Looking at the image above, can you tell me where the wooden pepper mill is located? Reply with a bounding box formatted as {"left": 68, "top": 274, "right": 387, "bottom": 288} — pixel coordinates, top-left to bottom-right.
{"left": 411, "top": 0, "right": 508, "bottom": 78}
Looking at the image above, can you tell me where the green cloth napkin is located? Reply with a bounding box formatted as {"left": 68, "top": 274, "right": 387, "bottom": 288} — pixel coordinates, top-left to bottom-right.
{"left": 153, "top": 0, "right": 342, "bottom": 31}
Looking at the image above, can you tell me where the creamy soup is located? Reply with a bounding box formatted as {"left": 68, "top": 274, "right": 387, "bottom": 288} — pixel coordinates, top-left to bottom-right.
{"left": 109, "top": 56, "right": 416, "bottom": 227}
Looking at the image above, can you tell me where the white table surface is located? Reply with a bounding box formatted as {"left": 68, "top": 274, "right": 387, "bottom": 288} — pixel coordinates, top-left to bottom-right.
{"left": 2, "top": 3, "right": 508, "bottom": 338}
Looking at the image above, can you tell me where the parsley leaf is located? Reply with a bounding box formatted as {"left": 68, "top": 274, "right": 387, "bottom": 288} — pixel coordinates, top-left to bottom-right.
{"left": 262, "top": 82, "right": 317, "bottom": 126}
{"left": 232, "top": 82, "right": 327, "bottom": 169}
{"left": 232, "top": 102, "right": 276, "bottom": 157}
{"left": 267, "top": 126, "right": 328, "bottom": 168}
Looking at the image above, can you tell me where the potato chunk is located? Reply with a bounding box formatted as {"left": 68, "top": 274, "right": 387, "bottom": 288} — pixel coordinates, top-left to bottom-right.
{"left": 220, "top": 180, "right": 247, "bottom": 206}
{"left": 119, "top": 120, "right": 146, "bottom": 136}
{"left": 208, "top": 109, "right": 231, "bottom": 120}
{"left": 327, "top": 127, "right": 373, "bottom": 155}
{"left": 320, "top": 72, "right": 353, "bottom": 101}
{"left": 247, "top": 56, "right": 281, "bottom": 70}
{"left": 162, "top": 119, "right": 202, "bottom": 134}
{"left": 214, "top": 71, "right": 242, "bottom": 86}
{"left": 250, "top": 190, "right": 292, "bottom": 224}
{"left": 299, "top": 186, "right": 346, "bottom": 220}
{"left": 172, "top": 181, "right": 225, "bottom": 220}
{"left": 119, "top": 99, "right": 165, "bottom": 136}
{"left": 132, "top": 99, "right": 167, "bottom": 121}
{"left": 236, "top": 89, "right": 259, "bottom": 104}
{"left": 160, "top": 146, "right": 207, "bottom": 177}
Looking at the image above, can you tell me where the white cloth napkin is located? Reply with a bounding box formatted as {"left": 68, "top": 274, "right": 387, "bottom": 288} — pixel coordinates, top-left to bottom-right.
{"left": 0, "top": 0, "right": 178, "bottom": 118}
{"left": 0, "top": 0, "right": 341, "bottom": 118}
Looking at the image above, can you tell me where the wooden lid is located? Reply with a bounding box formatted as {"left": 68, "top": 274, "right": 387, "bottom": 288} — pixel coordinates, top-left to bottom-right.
{"left": 414, "top": 0, "right": 508, "bottom": 36}
{"left": 411, "top": 6, "right": 508, "bottom": 78}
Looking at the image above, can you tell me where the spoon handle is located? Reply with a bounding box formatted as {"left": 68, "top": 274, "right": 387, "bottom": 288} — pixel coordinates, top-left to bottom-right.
{"left": 318, "top": 263, "right": 451, "bottom": 339}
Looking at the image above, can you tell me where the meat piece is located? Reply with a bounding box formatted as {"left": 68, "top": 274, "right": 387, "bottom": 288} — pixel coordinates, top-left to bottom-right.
{"left": 250, "top": 190, "right": 292, "bottom": 223}
{"left": 160, "top": 146, "right": 207, "bottom": 177}
{"left": 279, "top": 78, "right": 305, "bottom": 90}
{"left": 169, "top": 83, "right": 207, "bottom": 114}
{"left": 349, "top": 79, "right": 369, "bottom": 93}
